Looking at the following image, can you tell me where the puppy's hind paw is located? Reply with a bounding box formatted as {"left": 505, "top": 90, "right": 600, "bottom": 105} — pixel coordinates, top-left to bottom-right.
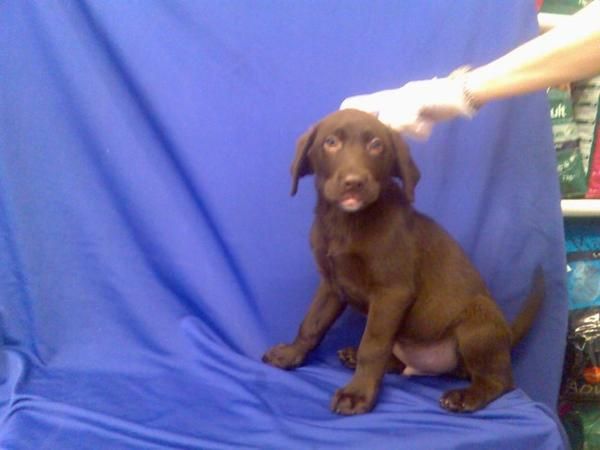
{"left": 337, "top": 347, "right": 358, "bottom": 370}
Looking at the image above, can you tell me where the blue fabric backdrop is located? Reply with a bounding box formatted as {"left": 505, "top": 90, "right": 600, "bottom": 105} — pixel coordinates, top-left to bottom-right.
{"left": 0, "top": 1, "right": 569, "bottom": 449}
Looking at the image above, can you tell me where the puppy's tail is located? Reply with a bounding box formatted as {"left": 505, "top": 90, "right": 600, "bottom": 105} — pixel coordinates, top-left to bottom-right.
{"left": 510, "top": 266, "right": 545, "bottom": 347}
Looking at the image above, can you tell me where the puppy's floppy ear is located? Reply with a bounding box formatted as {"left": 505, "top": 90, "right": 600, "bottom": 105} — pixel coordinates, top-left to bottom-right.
{"left": 389, "top": 129, "right": 420, "bottom": 203}
{"left": 290, "top": 125, "right": 317, "bottom": 196}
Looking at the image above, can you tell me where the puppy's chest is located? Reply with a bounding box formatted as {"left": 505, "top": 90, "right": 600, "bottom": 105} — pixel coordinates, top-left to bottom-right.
{"left": 320, "top": 236, "right": 373, "bottom": 310}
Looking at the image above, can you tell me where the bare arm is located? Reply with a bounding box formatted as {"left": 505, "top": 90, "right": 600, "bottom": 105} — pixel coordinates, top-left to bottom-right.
{"left": 468, "top": 0, "right": 600, "bottom": 105}
{"left": 341, "top": 1, "right": 600, "bottom": 138}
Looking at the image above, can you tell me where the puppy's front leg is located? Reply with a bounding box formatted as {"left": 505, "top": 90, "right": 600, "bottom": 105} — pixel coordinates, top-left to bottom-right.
{"left": 262, "top": 280, "right": 345, "bottom": 369}
{"left": 331, "top": 287, "right": 411, "bottom": 415}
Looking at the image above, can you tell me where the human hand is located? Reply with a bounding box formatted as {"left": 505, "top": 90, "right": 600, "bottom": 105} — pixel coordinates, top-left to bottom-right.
{"left": 340, "top": 73, "right": 478, "bottom": 139}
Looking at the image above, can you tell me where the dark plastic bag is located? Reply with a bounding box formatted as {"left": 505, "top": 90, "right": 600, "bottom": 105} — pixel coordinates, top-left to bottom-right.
{"left": 561, "top": 306, "right": 600, "bottom": 402}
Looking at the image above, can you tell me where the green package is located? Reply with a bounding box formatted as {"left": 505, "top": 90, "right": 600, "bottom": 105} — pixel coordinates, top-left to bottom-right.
{"left": 556, "top": 141, "right": 589, "bottom": 198}
{"left": 541, "top": 0, "right": 594, "bottom": 14}
{"left": 572, "top": 81, "right": 600, "bottom": 178}
{"left": 548, "top": 87, "right": 588, "bottom": 198}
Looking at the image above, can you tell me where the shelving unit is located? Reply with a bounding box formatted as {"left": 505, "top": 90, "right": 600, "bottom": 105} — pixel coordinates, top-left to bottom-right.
{"left": 538, "top": 9, "right": 599, "bottom": 450}
{"left": 538, "top": 11, "right": 600, "bottom": 218}
{"left": 561, "top": 199, "right": 600, "bottom": 217}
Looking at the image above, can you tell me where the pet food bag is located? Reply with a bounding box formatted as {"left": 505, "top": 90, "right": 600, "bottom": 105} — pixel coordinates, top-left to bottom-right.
{"left": 560, "top": 402, "right": 600, "bottom": 450}
{"left": 540, "top": 0, "right": 595, "bottom": 14}
{"left": 572, "top": 76, "right": 600, "bottom": 198}
{"left": 566, "top": 251, "right": 600, "bottom": 311}
{"left": 562, "top": 230, "right": 600, "bottom": 401}
{"left": 548, "top": 86, "right": 588, "bottom": 198}
{"left": 586, "top": 126, "right": 600, "bottom": 198}
{"left": 561, "top": 230, "right": 600, "bottom": 448}
{"left": 562, "top": 305, "right": 600, "bottom": 401}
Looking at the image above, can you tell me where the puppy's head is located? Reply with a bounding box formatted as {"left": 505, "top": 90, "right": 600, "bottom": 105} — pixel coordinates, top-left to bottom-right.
{"left": 290, "top": 109, "right": 420, "bottom": 212}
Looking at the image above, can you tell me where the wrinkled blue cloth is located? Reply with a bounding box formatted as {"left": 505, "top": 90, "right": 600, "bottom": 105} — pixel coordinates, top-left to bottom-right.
{"left": 0, "top": 1, "right": 568, "bottom": 449}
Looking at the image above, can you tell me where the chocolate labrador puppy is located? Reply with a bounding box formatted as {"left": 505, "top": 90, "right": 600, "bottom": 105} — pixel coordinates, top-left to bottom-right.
{"left": 262, "top": 109, "right": 543, "bottom": 415}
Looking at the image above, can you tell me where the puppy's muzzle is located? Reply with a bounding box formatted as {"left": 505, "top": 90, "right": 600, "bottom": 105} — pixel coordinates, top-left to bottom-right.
{"left": 342, "top": 174, "right": 367, "bottom": 191}
{"left": 331, "top": 171, "right": 378, "bottom": 212}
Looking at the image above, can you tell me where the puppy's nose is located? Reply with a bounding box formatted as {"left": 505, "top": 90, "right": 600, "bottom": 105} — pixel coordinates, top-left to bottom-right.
{"left": 343, "top": 174, "right": 366, "bottom": 190}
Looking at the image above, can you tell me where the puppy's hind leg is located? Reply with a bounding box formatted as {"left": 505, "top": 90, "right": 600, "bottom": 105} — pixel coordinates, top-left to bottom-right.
{"left": 440, "top": 298, "right": 514, "bottom": 413}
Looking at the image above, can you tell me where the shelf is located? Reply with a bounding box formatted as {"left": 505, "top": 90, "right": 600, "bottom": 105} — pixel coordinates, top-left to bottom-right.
{"left": 561, "top": 199, "right": 600, "bottom": 217}
{"left": 537, "top": 12, "right": 569, "bottom": 32}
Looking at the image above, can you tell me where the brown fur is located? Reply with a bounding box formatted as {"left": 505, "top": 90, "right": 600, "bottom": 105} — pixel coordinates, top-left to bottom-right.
{"left": 262, "top": 109, "right": 543, "bottom": 414}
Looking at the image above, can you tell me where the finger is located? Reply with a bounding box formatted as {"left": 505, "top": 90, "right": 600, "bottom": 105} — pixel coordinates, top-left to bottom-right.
{"left": 377, "top": 108, "right": 417, "bottom": 132}
{"left": 398, "top": 119, "right": 433, "bottom": 141}
{"left": 339, "top": 94, "right": 379, "bottom": 115}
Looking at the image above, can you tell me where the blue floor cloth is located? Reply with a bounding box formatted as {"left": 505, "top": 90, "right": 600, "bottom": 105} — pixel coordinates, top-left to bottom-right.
{"left": 1, "top": 1, "right": 568, "bottom": 448}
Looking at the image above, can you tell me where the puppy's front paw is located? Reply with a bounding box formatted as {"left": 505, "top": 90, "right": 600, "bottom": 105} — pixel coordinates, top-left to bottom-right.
{"left": 331, "top": 381, "right": 377, "bottom": 415}
{"left": 262, "top": 343, "right": 306, "bottom": 370}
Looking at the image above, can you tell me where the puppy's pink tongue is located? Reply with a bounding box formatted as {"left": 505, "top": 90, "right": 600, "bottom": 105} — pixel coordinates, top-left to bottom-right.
{"left": 340, "top": 195, "right": 362, "bottom": 211}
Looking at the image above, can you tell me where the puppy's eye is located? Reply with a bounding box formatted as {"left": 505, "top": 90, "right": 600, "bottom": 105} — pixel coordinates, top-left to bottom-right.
{"left": 323, "top": 135, "right": 342, "bottom": 153}
{"left": 367, "top": 137, "right": 384, "bottom": 155}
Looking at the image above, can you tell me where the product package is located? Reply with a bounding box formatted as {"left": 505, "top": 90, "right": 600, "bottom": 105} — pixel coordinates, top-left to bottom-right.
{"left": 561, "top": 305, "right": 600, "bottom": 400}
{"left": 540, "top": 0, "right": 595, "bottom": 14}
{"left": 586, "top": 127, "right": 600, "bottom": 198}
{"left": 560, "top": 402, "right": 600, "bottom": 450}
{"left": 560, "top": 305, "right": 600, "bottom": 449}
{"left": 561, "top": 231, "right": 600, "bottom": 449}
{"left": 548, "top": 85, "right": 588, "bottom": 198}
{"left": 572, "top": 76, "right": 600, "bottom": 198}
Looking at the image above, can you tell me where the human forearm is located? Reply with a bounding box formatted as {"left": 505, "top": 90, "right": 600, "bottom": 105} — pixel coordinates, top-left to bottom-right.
{"left": 339, "top": 1, "right": 600, "bottom": 138}
{"left": 467, "top": 1, "right": 600, "bottom": 105}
